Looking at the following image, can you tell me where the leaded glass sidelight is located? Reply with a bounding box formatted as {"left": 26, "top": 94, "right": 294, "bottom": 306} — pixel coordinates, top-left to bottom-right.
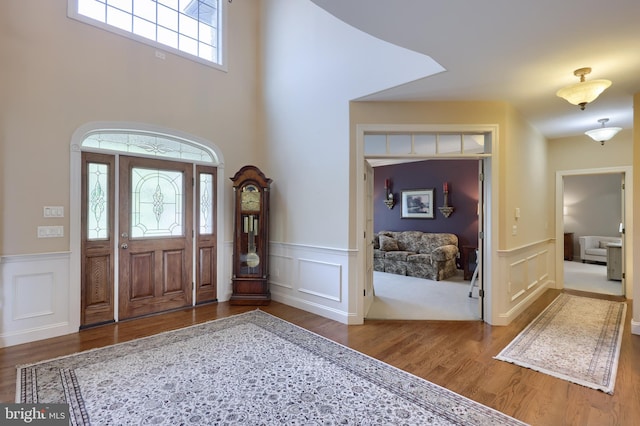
{"left": 199, "top": 173, "right": 214, "bottom": 235}
{"left": 131, "top": 167, "right": 184, "bottom": 238}
{"left": 87, "top": 162, "right": 109, "bottom": 240}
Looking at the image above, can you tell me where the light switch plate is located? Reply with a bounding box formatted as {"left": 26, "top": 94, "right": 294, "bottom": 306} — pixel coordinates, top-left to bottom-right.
{"left": 43, "top": 206, "right": 64, "bottom": 218}
{"left": 38, "top": 226, "right": 64, "bottom": 238}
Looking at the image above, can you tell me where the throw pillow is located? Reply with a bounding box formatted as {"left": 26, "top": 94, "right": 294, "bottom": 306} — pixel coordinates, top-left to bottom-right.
{"left": 379, "top": 235, "right": 399, "bottom": 251}
{"left": 599, "top": 241, "right": 609, "bottom": 248}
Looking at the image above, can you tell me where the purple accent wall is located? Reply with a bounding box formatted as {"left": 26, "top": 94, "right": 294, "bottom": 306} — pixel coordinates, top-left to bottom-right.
{"left": 374, "top": 160, "right": 479, "bottom": 248}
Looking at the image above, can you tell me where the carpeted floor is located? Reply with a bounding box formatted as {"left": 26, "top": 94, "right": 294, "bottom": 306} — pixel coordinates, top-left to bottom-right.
{"left": 367, "top": 261, "right": 624, "bottom": 322}
{"left": 494, "top": 293, "right": 626, "bottom": 394}
{"left": 564, "top": 260, "right": 624, "bottom": 296}
{"left": 18, "top": 310, "right": 526, "bottom": 425}
{"left": 367, "top": 271, "right": 481, "bottom": 321}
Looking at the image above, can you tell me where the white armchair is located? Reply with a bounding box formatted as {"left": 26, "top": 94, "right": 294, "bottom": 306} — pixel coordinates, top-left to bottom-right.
{"left": 578, "top": 236, "right": 622, "bottom": 264}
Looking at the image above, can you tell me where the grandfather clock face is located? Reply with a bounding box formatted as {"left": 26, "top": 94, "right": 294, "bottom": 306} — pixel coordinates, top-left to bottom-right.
{"left": 240, "top": 184, "right": 261, "bottom": 274}
{"left": 241, "top": 184, "right": 261, "bottom": 211}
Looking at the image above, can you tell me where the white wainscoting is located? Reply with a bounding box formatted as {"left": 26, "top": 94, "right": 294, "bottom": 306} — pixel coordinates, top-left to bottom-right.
{"left": 0, "top": 252, "right": 74, "bottom": 348}
{"left": 269, "top": 242, "right": 354, "bottom": 324}
{"left": 494, "top": 239, "right": 555, "bottom": 325}
{"left": 218, "top": 241, "right": 234, "bottom": 302}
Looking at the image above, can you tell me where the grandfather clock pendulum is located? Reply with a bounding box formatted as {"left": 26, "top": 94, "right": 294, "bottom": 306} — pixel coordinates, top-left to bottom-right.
{"left": 230, "top": 165, "right": 271, "bottom": 305}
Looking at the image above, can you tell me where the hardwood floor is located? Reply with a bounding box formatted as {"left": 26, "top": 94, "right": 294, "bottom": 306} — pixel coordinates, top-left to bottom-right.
{"left": 2, "top": 289, "right": 638, "bottom": 425}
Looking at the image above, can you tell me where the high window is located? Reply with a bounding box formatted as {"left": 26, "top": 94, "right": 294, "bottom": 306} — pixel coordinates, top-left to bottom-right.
{"left": 69, "top": 0, "right": 224, "bottom": 67}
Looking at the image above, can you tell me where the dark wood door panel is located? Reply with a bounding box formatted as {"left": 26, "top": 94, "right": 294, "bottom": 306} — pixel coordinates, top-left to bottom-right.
{"left": 162, "top": 249, "right": 187, "bottom": 294}
{"left": 118, "top": 156, "right": 193, "bottom": 320}
{"left": 129, "top": 252, "right": 154, "bottom": 300}
{"left": 196, "top": 247, "right": 217, "bottom": 303}
{"left": 82, "top": 253, "right": 113, "bottom": 326}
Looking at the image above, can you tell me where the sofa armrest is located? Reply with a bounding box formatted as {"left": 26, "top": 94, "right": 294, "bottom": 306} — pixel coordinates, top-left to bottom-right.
{"left": 431, "top": 245, "right": 459, "bottom": 262}
{"left": 579, "top": 236, "right": 587, "bottom": 259}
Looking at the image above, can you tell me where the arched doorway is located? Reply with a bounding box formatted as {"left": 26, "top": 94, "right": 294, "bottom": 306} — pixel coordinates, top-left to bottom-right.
{"left": 69, "top": 122, "right": 225, "bottom": 328}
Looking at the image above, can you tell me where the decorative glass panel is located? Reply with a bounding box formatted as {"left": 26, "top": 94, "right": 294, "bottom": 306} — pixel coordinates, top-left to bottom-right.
{"left": 82, "top": 131, "right": 216, "bottom": 164}
{"left": 199, "top": 173, "right": 214, "bottom": 235}
{"left": 131, "top": 167, "right": 183, "bottom": 238}
{"left": 87, "top": 162, "right": 109, "bottom": 240}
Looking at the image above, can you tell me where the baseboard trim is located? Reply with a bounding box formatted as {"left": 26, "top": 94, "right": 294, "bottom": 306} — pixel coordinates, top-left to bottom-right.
{"left": 0, "top": 322, "right": 73, "bottom": 348}
{"left": 271, "top": 292, "right": 356, "bottom": 325}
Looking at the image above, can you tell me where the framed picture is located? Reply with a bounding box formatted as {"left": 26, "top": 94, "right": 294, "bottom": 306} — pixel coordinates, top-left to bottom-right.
{"left": 401, "top": 189, "right": 435, "bottom": 219}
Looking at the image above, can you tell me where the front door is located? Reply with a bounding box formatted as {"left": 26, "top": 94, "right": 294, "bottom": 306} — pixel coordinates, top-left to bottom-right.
{"left": 118, "top": 156, "right": 193, "bottom": 320}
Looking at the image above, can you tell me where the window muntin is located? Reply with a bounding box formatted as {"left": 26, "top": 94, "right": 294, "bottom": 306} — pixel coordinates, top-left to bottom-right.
{"left": 71, "top": 0, "right": 223, "bottom": 67}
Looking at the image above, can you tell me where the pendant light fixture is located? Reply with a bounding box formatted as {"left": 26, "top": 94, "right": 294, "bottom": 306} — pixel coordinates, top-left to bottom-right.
{"left": 556, "top": 67, "right": 611, "bottom": 110}
{"left": 585, "top": 118, "right": 621, "bottom": 145}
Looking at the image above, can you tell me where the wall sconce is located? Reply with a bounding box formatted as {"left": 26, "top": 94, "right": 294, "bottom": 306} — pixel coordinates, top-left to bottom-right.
{"left": 384, "top": 179, "right": 395, "bottom": 209}
{"left": 585, "top": 118, "right": 621, "bottom": 146}
{"left": 556, "top": 67, "right": 611, "bottom": 110}
{"left": 439, "top": 182, "right": 454, "bottom": 218}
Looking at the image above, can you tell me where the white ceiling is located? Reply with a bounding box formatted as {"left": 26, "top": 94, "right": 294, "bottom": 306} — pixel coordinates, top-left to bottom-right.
{"left": 311, "top": 0, "right": 640, "bottom": 139}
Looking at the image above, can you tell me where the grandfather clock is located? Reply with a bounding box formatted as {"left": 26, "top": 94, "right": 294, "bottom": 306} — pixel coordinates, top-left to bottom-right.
{"left": 230, "top": 165, "right": 271, "bottom": 305}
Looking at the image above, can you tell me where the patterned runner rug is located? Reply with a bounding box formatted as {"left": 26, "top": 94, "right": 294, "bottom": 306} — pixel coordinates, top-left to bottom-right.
{"left": 495, "top": 293, "right": 626, "bottom": 394}
{"left": 18, "top": 310, "right": 526, "bottom": 425}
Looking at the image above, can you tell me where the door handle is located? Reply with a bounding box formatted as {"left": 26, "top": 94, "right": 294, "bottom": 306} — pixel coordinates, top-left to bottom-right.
{"left": 120, "top": 243, "right": 128, "bottom": 249}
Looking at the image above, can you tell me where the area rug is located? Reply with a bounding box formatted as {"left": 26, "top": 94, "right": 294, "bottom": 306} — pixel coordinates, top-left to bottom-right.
{"left": 18, "top": 310, "right": 526, "bottom": 425}
{"left": 494, "top": 293, "right": 626, "bottom": 394}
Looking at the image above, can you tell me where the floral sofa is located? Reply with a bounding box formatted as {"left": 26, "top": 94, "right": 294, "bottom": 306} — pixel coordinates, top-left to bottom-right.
{"left": 373, "top": 230, "right": 459, "bottom": 281}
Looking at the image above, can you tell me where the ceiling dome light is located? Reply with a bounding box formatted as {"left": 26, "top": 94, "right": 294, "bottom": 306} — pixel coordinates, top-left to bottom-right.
{"left": 556, "top": 67, "right": 611, "bottom": 110}
{"left": 585, "top": 118, "right": 621, "bottom": 145}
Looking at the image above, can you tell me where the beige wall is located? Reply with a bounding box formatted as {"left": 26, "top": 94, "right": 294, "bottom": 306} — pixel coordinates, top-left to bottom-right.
{"left": 501, "top": 106, "right": 551, "bottom": 248}
{"left": 634, "top": 93, "right": 640, "bottom": 331}
{"left": 547, "top": 130, "right": 633, "bottom": 170}
{"left": 0, "top": 0, "right": 260, "bottom": 255}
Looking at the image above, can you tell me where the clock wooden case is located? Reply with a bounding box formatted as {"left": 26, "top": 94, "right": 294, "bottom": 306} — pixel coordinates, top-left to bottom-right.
{"left": 230, "top": 165, "right": 272, "bottom": 305}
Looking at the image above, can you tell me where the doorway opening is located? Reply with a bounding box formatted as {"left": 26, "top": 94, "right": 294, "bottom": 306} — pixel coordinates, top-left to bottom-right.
{"left": 561, "top": 170, "right": 627, "bottom": 298}
{"left": 356, "top": 125, "right": 496, "bottom": 324}
{"left": 366, "top": 159, "right": 483, "bottom": 321}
